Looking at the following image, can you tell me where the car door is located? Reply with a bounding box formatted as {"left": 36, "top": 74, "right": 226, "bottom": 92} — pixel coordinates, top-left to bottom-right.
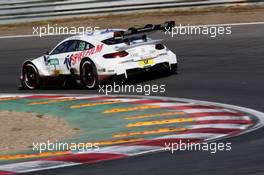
{"left": 48, "top": 40, "right": 78, "bottom": 75}
{"left": 65, "top": 40, "right": 95, "bottom": 70}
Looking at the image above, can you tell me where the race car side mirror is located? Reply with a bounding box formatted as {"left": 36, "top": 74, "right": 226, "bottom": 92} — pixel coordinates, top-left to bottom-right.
{"left": 43, "top": 51, "right": 49, "bottom": 63}
{"left": 43, "top": 55, "right": 47, "bottom": 63}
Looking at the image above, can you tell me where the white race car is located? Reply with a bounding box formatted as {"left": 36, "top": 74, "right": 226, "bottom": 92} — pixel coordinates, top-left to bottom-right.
{"left": 20, "top": 21, "right": 177, "bottom": 89}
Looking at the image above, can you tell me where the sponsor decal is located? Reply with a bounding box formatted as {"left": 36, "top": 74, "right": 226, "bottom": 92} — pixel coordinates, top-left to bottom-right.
{"left": 48, "top": 58, "right": 59, "bottom": 66}
{"left": 108, "top": 69, "right": 115, "bottom": 73}
{"left": 52, "top": 69, "right": 62, "bottom": 75}
{"left": 64, "top": 55, "right": 71, "bottom": 70}
{"left": 48, "top": 58, "right": 60, "bottom": 73}
{"left": 98, "top": 68, "right": 106, "bottom": 72}
{"left": 64, "top": 44, "right": 104, "bottom": 70}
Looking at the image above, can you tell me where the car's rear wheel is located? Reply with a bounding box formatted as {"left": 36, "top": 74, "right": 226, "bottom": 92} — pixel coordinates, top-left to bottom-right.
{"left": 22, "top": 63, "right": 40, "bottom": 90}
{"left": 80, "top": 60, "right": 99, "bottom": 89}
{"left": 170, "top": 63, "right": 178, "bottom": 74}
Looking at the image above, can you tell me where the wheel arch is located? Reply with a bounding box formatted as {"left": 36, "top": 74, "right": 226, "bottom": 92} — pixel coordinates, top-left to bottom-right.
{"left": 79, "top": 57, "right": 96, "bottom": 71}
{"left": 21, "top": 60, "right": 39, "bottom": 76}
{"left": 21, "top": 60, "right": 41, "bottom": 90}
{"left": 79, "top": 57, "right": 99, "bottom": 76}
{"left": 79, "top": 57, "right": 99, "bottom": 89}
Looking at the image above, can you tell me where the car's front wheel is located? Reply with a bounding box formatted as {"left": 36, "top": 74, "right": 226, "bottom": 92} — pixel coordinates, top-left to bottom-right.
{"left": 22, "top": 63, "right": 40, "bottom": 90}
{"left": 80, "top": 60, "right": 99, "bottom": 89}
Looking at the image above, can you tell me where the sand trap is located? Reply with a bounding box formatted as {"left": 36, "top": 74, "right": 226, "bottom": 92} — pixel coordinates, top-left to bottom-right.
{"left": 0, "top": 110, "right": 78, "bottom": 153}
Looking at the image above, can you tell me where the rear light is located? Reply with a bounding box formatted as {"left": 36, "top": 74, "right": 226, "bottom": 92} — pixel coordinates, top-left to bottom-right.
{"left": 113, "top": 31, "right": 124, "bottom": 38}
{"left": 155, "top": 44, "right": 165, "bottom": 50}
{"left": 103, "top": 51, "right": 129, "bottom": 59}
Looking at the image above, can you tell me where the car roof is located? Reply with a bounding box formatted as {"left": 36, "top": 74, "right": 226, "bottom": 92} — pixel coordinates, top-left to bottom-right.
{"left": 65, "top": 29, "right": 124, "bottom": 44}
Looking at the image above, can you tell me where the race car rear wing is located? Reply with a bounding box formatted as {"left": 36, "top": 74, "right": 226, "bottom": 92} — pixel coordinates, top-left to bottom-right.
{"left": 115, "top": 39, "right": 163, "bottom": 51}
{"left": 113, "top": 21, "right": 175, "bottom": 39}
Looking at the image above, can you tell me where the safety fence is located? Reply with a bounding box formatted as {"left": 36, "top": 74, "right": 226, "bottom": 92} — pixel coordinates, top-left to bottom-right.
{"left": 0, "top": 0, "right": 262, "bottom": 24}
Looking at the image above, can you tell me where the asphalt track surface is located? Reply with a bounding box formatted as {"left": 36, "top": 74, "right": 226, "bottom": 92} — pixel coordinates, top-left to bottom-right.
{"left": 0, "top": 23, "right": 264, "bottom": 175}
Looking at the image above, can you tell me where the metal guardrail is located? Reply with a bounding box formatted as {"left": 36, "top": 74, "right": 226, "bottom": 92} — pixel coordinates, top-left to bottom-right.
{"left": 0, "top": 0, "right": 262, "bottom": 24}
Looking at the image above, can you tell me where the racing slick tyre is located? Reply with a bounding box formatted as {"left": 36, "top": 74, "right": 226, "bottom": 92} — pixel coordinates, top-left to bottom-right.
{"left": 80, "top": 60, "right": 99, "bottom": 89}
{"left": 21, "top": 62, "right": 41, "bottom": 90}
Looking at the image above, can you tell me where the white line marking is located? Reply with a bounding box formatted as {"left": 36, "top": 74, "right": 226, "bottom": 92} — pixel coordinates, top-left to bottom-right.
{"left": 78, "top": 145, "right": 162, "bottom": 156}
{"left": 0, "top": 21, "right": 264, "bottom": 39}
{"left": 151, "top": 102, "right": 193, "bottom": 107}
{"left": 182, "top": 109, "right": 226, "bottom": 113}
{"left": 156, "top": 133, "right": 227, "bottom": 140}
{"left": 103, "top": 98, "right": 146, "bottom": 102}
{"left": 0, "top": 34, "right": 66, "bottom": 39}
{"left": 0, "top": 94, "right": 28, "bottom": 98}
{"left": 195, "top": 116, "right": 250, "bottom": 121}
{"left": 190, "top": 21, "right": 264, "bottom": 27}
{"left": 188, "top": 123, "right": 250, "bottom": 129}
{"left": 0, "top": 160, "right": 80, "bottom": 173}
